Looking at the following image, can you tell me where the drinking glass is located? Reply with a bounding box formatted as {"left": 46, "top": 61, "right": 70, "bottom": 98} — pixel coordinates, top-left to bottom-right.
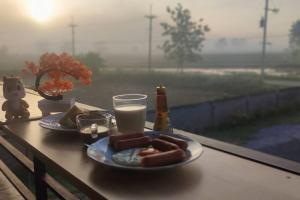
{"left": 76, "top": 111, "right": 112, "bottom": 143}
{"left": 113, "top": 94, "right": 147, "bottom": 134}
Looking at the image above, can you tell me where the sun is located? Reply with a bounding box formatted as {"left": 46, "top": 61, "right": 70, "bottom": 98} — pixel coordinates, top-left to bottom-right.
{"left": 27, "top": 0, "right": 54, "bottom": 23}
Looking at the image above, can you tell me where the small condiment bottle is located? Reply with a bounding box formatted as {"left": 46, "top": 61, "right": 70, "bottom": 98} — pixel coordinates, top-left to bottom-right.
{"left": 153, "top": 85, "right": 173, "bottom": 134}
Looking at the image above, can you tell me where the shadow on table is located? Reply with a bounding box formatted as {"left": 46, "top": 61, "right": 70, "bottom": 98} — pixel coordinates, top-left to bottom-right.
{"left": 41, "top": 130, "right": 84, "bottom": 152}
{"left": 89, "top": 163, "right": 203, "bottom": 198}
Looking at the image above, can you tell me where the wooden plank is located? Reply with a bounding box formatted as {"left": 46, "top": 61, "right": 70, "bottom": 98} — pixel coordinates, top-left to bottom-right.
{"left": 0, "top": 134, "right": 80, "bottom": 200}
{"left": 0, "top": 170, "right": 25, "bottom": 200}
{"left": 44, "top": 174, "right": 80, "bottom": 200}
{"left": 0, "top": 135, "right": 34, "bottom": 172}
{"left": 0, "top": 159, "right": 34, "bottom": 200}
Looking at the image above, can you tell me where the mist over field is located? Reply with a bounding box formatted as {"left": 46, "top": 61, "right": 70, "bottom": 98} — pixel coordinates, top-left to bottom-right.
{"left": 1, "top": 0, "right": 299, "bottom": 58}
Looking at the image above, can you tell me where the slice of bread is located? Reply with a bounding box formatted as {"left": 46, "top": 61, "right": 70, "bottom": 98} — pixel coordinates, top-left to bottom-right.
{"left": 59, "top": 105, "right": 83, "bottom": 128}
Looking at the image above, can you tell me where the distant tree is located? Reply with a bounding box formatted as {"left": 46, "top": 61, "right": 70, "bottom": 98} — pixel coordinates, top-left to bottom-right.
{"left": 231, "top": 38, "right": 246, "bottom": 47}
{"left": 215, "top": 38, "right": 228, "bottom": 48}
{"left": 160, "top": 3, "right": 210, "bottom": 71}
{"left": 76, "top": 52, "right": 105, "bottom": 76}
{"left": 289, "top": 20, "right": 300, "bottom": 64}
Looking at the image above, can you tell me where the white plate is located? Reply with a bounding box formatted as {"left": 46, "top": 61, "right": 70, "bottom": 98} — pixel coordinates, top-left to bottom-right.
{"left": 87, "top": 131, "right": 203, "bottom": 170}
{"left": 39, "top": 113, "right": 77, "bottom": 132}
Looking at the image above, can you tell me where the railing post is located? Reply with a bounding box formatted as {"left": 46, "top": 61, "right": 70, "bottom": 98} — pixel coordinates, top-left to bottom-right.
{"left": 33, "top": 156, "right": 47, "bottom": 200}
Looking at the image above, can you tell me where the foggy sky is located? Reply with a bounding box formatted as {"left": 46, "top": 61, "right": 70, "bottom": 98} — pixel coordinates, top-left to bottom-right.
{"left": 1, "top": 0, "right": 299, "bottom": 55}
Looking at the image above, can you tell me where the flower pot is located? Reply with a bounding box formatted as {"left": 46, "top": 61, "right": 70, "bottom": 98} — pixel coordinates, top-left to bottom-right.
{"left": 38, "top": 98, "right": 75, "bottom": 116}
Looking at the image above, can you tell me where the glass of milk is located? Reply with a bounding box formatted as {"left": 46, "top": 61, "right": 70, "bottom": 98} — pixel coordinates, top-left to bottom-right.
{"left": 113, "top": 94, "right": 147, "bottom": 134}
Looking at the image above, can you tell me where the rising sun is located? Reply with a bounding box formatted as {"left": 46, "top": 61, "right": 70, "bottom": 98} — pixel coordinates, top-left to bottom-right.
{"left": 27, "top": 0, "right": 54, "bottom": 23}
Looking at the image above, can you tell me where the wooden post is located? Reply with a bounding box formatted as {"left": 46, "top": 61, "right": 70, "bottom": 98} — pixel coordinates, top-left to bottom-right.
{"left": 33, "top": 157, "right": 47, "bottom": 200}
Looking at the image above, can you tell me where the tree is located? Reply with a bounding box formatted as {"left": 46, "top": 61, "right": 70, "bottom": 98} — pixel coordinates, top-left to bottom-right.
{"left": 76, "top": 52, "right": 105, "bottom": 75}
{"left": 215, "top": 38, "right": 228, "bottom": 48}
{"left": 289, "top": 20, "right": 300, "bottom": 64}
{"left": 160, "top": 3, "right": 209, "bottom": 71}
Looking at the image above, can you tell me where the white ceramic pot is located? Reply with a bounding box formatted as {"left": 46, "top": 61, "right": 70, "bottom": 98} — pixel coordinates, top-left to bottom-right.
{"left": 38, "top": 98, "right": 75, "bottom": 116}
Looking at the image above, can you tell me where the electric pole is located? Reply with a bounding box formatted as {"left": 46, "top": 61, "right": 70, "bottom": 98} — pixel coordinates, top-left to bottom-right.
{"left": 260, "top": 0, "right": 279, "bottom": 80}
{"left": 69, "top": 17, "right": 78, "bottom": 56}
{"left": 145, "top": 5, "right": 156, "bottom": 71}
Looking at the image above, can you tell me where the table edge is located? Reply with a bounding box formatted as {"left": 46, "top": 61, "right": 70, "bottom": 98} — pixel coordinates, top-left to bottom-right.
{"left": 145, "top": 122, "right": 300, "bottom": 176}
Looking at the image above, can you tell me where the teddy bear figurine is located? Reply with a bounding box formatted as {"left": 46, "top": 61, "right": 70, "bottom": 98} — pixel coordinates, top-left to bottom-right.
{"left": 2, "top": 76, "right": 30, "bottom": 120}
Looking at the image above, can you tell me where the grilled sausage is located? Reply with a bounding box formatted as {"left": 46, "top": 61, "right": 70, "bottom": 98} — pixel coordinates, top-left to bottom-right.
{"left": 141, "top": 149, "right": 186, "bottom": 167}
{"left": 138, "top": 148, "right": 161, "bottom": 157}
{"left": 151, "top": 139, "right": 179, "bottom": 151}
{"left": 113, "top": 136, "right": 151, "bottom": 151}
{"left": 109, "top": 133, "right": 144, "bottom": 145}
{"left": 158, "top": 135, "right": 188, "bottom": 150}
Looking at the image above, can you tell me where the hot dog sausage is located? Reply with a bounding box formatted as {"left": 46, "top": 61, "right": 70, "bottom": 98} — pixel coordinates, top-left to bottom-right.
{"left": 138, "top": 148, "right": 160, "bottom": 156}
{"left": 141, "top": 149, "right": 186, "bottom": 167}
{"left": 151, "top": 139, "right": 179, "bottom": 151}
{"left": 113, "top": 136, "right": 151, "bottom": 151}
{"left": 158, "top": 135, "right": 188, "bottom": 150}
{"left": 109, "top": 133, "right": 144, "bottom": 145}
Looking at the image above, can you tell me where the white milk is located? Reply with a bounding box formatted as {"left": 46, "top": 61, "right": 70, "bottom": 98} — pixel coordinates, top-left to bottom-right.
{"left": 114, "top": 104, "right": 146, "bottom": 134}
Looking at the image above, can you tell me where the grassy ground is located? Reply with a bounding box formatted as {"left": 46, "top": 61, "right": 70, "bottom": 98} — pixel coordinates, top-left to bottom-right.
{"left": 0, "top": 67, "right": 280, "bottom": 111}
{"left": 202, "top": 109, "right": 300, "bottom": 145}
{"left": 62, "top": 69, "right": 279, "bottom": 110}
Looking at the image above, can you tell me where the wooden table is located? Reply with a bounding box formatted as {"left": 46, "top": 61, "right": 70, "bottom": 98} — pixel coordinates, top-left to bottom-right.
{"left": 1, "top": 90, "right": 300, "bottom": 200}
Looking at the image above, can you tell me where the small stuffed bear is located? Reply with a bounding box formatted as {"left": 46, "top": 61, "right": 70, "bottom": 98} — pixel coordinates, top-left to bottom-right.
{"left": 2, "top": 76, "right": 30, "bottom": 120}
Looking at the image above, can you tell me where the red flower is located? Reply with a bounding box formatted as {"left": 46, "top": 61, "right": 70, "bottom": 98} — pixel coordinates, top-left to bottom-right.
{"left": 24, "top": 52, "right": 92, "bottom": 96}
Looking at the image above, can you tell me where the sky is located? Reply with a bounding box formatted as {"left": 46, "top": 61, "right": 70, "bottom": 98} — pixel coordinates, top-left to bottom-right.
{"left": 0, "top": 0, "right": 299, "bottom": 55}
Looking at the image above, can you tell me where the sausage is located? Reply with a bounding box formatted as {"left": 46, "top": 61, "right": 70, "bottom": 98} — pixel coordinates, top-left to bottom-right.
{"left": 109, "top": 133, "right": 144, "bottom": 145}
{"left": 151, "top": 139, "right": 179, "bottom": 151}
{"left": 141, "top": 149, "right": 186, "bottom": 167}
{"left": 158, "top": 135, "right": 188, "bottom": 150}
{"left": 113, "top": 136, "right": 151, "bottom": 151}
{"left": 138, "top": 148, "right": 161, "bottom": 157}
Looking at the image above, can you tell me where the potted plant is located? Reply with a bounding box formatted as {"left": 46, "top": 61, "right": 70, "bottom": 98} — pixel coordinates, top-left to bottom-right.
{"left": 23, "top": 52, "right": 92, "bottom": 115}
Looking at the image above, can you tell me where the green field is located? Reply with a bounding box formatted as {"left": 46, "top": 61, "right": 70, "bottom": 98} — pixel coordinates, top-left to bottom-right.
{"left": 60, "top": 69, "right": 279, "bottom": 110}
{"left": 0, "top": 67, "right": 282, "bottom": 110}
{"left": 202, "top": 109, "right": 300, "bottom": 145}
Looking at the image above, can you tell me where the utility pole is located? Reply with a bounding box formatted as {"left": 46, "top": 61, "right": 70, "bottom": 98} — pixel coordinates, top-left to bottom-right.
{"left": 145, "top": 5, "right": 156, "bottom": 71}
{"left": 260, "top": 0, "right": 279, "bottom": 81}
{"left": 69, "top": 17, "right": 78, "bottom": 56}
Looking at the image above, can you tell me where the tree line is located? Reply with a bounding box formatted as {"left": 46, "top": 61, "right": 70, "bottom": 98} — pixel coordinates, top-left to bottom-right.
{"left": 71, "top": 4, "right": 300, "bottom": 71}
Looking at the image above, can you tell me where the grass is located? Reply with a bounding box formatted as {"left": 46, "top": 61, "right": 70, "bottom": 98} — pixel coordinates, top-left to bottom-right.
{"left": 64, "top": 69, "right": 280, "bottom": 111}
{"left": 266, "top": 74, "right": 300, "bottom": 82}
{"left": 99, "top": 69, "right": 275, "bottom": 93}
{"left": 202, "top": 109, "right": 300, "bottom": 145}
{"left": 0, "top": 67, "right": 280, "bottom": 110}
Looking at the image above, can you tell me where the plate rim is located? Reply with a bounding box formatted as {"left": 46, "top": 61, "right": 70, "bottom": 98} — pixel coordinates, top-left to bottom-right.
{"left": 39, "top": 112, "right": 77, "bottom": 132}
{"left": 87, "top": 131, "right": 204, "bottom": 171}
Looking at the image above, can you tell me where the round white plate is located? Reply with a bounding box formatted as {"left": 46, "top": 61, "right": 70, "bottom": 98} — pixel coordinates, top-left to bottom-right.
{"left": 87, "top": 131, "right": 203, "bottom": 170}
